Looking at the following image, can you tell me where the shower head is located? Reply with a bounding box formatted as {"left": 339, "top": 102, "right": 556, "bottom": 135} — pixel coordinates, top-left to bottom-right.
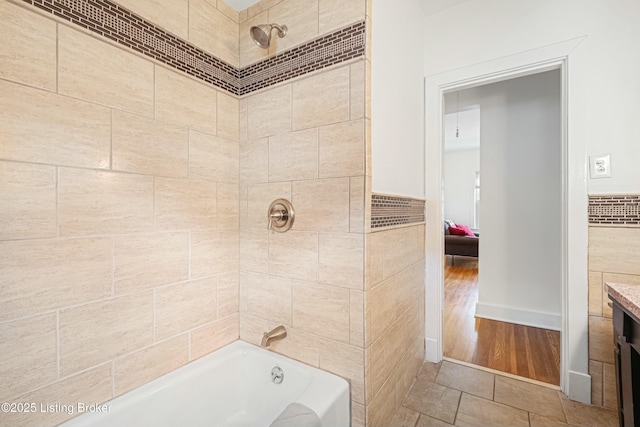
{"left": 250, "top": 23, "right": 288, "bottom": 48}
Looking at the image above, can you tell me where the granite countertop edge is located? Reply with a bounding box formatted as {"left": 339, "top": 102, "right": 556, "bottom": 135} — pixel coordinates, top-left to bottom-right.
{"left": 605, "top": 282, "right": 640, "bottom": 321}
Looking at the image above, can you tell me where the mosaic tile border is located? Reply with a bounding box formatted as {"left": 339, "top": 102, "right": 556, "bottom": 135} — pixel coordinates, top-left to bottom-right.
{"left": 589, "top": 195, "right": 640, "bottom": 226}
{"left": 371, "top": 194, "right": 425, "bottom": 229}
{"left": 19, "top": 0, "right": 365, "bottom": 96}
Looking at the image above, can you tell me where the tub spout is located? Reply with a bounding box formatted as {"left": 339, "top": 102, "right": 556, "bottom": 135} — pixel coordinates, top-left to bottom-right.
{"left": 261, "top": 325, "right": 287, "bottom": 347}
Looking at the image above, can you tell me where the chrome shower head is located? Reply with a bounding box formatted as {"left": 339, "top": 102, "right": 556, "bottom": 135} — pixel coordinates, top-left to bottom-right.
{"left": 250, "top": 23, "right": 288, "bottom": 48}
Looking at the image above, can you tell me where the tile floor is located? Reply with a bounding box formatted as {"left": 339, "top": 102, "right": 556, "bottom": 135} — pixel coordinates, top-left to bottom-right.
{"left": 390, "top": 360, "right": 619, "bottom": 427}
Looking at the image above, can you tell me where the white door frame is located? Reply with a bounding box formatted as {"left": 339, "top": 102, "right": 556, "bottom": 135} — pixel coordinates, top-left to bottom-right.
{"left": 424, "top": 37, "right": 591, "bottom": 403}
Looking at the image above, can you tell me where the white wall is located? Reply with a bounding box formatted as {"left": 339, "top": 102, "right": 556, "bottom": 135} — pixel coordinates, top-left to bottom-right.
{"left": 443, "top": 148, "right": 479, "bottom": 228}
{"left": 474, "top": 70, "right": 562, "bottom": 329}
{"left": 371, "top": 0, "right": 425, "bottom": 198}
{"left": 424, "top": 0, "right": 640, "bottom": 195}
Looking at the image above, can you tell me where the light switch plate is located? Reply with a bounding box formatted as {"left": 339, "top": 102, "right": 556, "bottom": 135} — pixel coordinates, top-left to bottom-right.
{"left": 589, "top": 154, "right": 611, "bottom": 179}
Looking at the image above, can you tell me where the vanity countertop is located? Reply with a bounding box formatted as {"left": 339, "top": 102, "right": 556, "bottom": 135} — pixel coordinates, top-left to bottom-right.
{"left": 605, "top": 282, "right": 640, "bottom": 320}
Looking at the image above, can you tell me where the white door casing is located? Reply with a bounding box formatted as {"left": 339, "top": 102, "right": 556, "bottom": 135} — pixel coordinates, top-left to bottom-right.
{"left": 424, "top": 37, "right": 590, "bottom": 403}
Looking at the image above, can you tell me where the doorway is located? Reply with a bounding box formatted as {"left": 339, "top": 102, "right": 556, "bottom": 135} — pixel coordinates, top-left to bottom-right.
{"left": 424, "top": 38, "right": 591, "bottom": 403}
{"left": 441, "top": 72, "right": 562, "bottom": 385}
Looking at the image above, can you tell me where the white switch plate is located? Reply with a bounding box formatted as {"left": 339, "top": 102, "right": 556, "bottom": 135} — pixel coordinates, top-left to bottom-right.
{"left": 589, "top": 154, "right": 611, "bottom": 179}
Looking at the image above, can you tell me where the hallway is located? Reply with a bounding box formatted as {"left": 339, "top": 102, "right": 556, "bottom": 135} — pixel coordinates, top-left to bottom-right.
{"left": 390, "top": 359, "right": 618, "bottom": 427}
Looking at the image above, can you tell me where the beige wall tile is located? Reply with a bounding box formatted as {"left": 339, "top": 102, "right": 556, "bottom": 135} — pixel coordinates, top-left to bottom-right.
{"left": 59, "top": 292, "right": 154, "bottom": 376}
{"left": 217, "top": 91, "right": 240, "bottom": 140}
{"left": 247, "top": 84, "right": 292, "bottom": 139}
{"left": 239, "top": 11, "right": 271, "bottom": 67}
{"left": 320, "top": 340, "right": 365, "bottom": 404}
{"left": 241, "top": 228, "right": 269, "bottom": 273}
{"left": 368, "top": 231, "right": 384, "bottom": 287}
{"left": 191, "top": 229, "right": 240, "bottom": 277}
{"left": 58, "top": 25, "right": 154, "bottom": 116}
{"left": 0, "top": 1, "right": 56, "bottom": 91}
{"left": 0, "top": 237, "right": 112, "bottom": 322}
{"left": 319, "top": 233, "right": 364, "bottom": 289}
{"left": 588, "top": 315, "right": 614, "bottom": 364}
{"left": 350, "top": 290, "right": 364, "bottom": 346}
{"left": 246, "top": 273, "right": 292, "bottom": 325}
{"left": 0, "top": 161, "right": 56, "bottom": 240}
{"left": 0, "top": 81, "right": 111, "bottom": 169}
{"left": 154, "top": 177, "right": 217, "bottom": 230}
{"left": 352, "top": 402, "right": 365, "bottom": 427}
{"left": 268, "top": 326, "right": 320, "bottom": 367}
{"left": 350, "top": 59, "right": 366, "bottom": 120}
{"left": 319, "top": 0, "right": 365, "bottom": 34}
{"left": 217, "top": 0, "right": 241, "bottom": 22}
{"left": 603, "top": 362, "right": 617, "bottom": 409}
{"left": 292, "top": 282, "right": 349, "bottom": 342}
{"left": 239, "top": 8, "right": 248, "bottom": 23}
{"left": 268, "top": 0, "right": 319, "bottom": 54}
{"left": 589, "top": 271, "right": 603, "bottom": 316}
{"left": 350, "top": 176, "right": 366, "bottom": 233}
{"left": 3, "top": 364, "right": 112, "bottom": 427}
{"left": 155, "top": 66, "right": 217, "bottom": 135}
{"left": 247, "top": 182, "right": 291, "bottom": 228}
{"left": 240, "top": 313, "right": 269, "bottom": 346}
{"left": 292, "top": 67, "right": 349, "bottom": 130}
{"left": 59, "top": 168, "right": 154, "bottom": 236}
{"left": 589, "top": 227, "right": 640, "bottom": 275}
{"left": 189, "top": 0, "right": 239, "bottom": 67}
{"left": 114, "top": 334, "right": 189, "bottom": 396}
{"left": 369, "top": 277, "right": 396, "bottom": 343}
{"left": 113, "top": 0, "right": 188, "bottom": 39}
{"left": 114, "top": 232, "right": 190, "bottom": 294}
{"left": 155, "top": 277, "right": 217, "bottom": 339}
{"left": 269, "top": 128, "right": 319, "bottom": 181}
{"left": 239, "top": 98, "right": 248, "bottom": 141}
{"left": 292, "top": 178, "right": 350, "bottom": 232}
{"left": 240, "top": 186, "right": 249, "bottom": 227}
{"left": 319, "top": 119, "right": 365, "bottom": 178}
{"left": 191, "top": 314, "right": 239, "bottom": 359}
{"left": 189, "top": 131, "right": 239, "bottom": 183}
{"left": 367, "top": 375, "right": 397, "bottom": 427}
{"left": 217, "top": 272, "right": 239, "bottom": 318}
{"left": 269, "top": 231, "right": 318, "bottom": 281}
{"left": 604, "top": 272, "right": 640, "bottom": 287}
{"left": 240, "top": 138, "right": 269, "bottom": 184}
{"left": 0, "top": 314, "right": 57, "bottom": 401}
{"left": 246, "top": 0, "right": 283, "bottom": 19}
{"left": 217, "top": 183, "right": 240, "bottom": 228}
{"left": 113, "top": 110, "right": 189, "bottom": 178}
{"left": 590, "top": 360, "right": 603, "bottom": 406}
{"left": 383, "top": 225, "right": 424, "bottom": 279}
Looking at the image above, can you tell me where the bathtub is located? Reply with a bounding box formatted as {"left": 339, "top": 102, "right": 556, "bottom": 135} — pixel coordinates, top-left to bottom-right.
{"left": 59, "top": 340, "right": 350, "bottom": 427}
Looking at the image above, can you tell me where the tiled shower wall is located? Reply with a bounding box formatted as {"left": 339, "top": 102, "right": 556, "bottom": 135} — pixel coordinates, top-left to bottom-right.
{"left": 0, "top": 1, "right": 239, "bottom": 426}
{"left": 588, "top": 195, "right": 640, "bottom": 410}
{"left": 365, "top": 223, "right": 426, "bottom": 426}
{"left": 237, "top": 1, "right": 372, "bottom": 426}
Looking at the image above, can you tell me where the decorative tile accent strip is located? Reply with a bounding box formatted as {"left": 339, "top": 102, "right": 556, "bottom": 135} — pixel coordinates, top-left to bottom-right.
{"left": 589, "top": 195, "right": 640, "bottom": 226}
{"left": 19, "top": 0, "right": 365, "bottom": 96}
{"left": 371, "top": 194, "right": 425, "bottom": 229}
{"left": 239, "top": 22, "right": 365, "bottom": 95}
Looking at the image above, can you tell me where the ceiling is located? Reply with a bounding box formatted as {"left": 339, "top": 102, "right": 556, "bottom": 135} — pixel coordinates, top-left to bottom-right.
{"left": 223, "top": 0, "right": 473, "bottom": 14}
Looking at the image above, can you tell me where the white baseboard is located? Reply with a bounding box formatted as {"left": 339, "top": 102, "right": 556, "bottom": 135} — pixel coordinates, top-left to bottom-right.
{"left": 475, "top": 302, "right": 561, "bottom": 331}
{"left": 567, "top": 370, "right": 591, "bottom": 404}
{"left": 425, "top": 338, "right": 440, "bottom": 363}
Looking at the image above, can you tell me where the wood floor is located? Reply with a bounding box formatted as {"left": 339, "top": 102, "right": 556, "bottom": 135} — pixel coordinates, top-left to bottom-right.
{"left": 443, "top": 256, "right": 561, "bottom": 385}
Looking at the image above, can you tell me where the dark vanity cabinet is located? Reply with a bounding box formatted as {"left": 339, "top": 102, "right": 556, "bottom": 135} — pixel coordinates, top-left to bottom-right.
{"left": 612, "top": 299, "right": 640, "bottom": 427}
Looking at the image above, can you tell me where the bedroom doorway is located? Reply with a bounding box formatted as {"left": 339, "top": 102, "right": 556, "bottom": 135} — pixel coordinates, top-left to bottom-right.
{"left": 424, "top": 38, "right": 591, "bottom": 403}
{"left": 441, "top": 74, "right": 562, "bottom": 386}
